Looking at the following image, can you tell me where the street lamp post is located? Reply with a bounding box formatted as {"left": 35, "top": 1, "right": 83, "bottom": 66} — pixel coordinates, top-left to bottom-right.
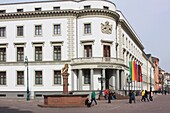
{"left": 24, "top": 56, "right": 30, "bottom": 101}
{"left": 150, "top": 68, "right": 152, "bottom": 99}
{"left": 98, "top": 76, "right": 104, "bottom": 95}
{"left": 98, "top": 70, "right": 105, "bottom": 99}
{"left": 150, "top": 68, "right": 152, "bottom": 93}
{"left": 127, "top": 74, "right": 131, "bottom": 94}
{"left": 162, "top": 74, "right": 164, "bottom": 95}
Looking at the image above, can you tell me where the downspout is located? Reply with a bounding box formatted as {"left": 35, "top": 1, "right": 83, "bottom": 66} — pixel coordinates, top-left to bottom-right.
{"left": 76, "top": 13, "right": 78, "bottom": 58}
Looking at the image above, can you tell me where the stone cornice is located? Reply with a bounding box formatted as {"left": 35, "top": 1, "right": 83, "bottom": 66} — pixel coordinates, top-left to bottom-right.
{"left": 78, "top": 9, "right": 119, "bottom": 21}
{"left": 0, "top": 60, "right": 71, "bottom": 66}
{"left": 0, "top": 0, "right": 116, "bottom": 8}
{"left": 80, "top": 39, "right": 95, "bottom": 44}
{"left": 101, "top": 39, "right": 113, "bottom": 44}
{"left": 118, "top": 19, "right": 144, "bottom": 51}
{"left": 0, "top": 43, "right": 8, "bottom": 47}
{"left": 0, "top": 9, "right": 119, "bottom": 21}
{"left": 0, "top": 10, "right": 77, "bottom": 20}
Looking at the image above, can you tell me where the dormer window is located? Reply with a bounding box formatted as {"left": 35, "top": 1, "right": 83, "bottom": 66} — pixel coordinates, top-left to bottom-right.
{"left": 17, "top": 9, "right": 23, "bottom": 12}
{"left": 103, "top": 6, "right": 109, "bottom": 10}
{"left": 53, "top": 7, "right": 60, "bottom": 10}
{"left": 0, "top": 10, "right": 6, "bottom": 14}
{"left": 35, "top": 8, "right": 41, "bottom": 11}
{"left": 84, "top": 5, "right": 91, "bottom": 9}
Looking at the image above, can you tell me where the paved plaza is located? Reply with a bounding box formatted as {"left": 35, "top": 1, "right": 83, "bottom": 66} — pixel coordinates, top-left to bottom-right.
{"left": 0, "top": 95, "right": 169, "bottom": 113}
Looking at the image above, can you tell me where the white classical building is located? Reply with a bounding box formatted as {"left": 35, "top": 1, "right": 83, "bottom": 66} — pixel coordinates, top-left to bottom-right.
{"left": 0, "top": 0, "right": 154, "bottom": 99}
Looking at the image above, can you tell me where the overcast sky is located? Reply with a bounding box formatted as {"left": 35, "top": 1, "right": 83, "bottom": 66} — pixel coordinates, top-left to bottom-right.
{"left": 0, "top": 0, "right": 170, "bottom": 72}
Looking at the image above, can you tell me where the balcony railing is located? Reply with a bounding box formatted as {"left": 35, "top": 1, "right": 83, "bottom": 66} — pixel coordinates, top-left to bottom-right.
{"left": 71, "top": 57, "right": 124, "bottom": 65}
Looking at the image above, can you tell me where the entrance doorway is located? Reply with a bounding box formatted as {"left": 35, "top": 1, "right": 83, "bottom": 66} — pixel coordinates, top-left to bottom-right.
{"left": 105, "top": 69, "right": 113, "bottom": 89}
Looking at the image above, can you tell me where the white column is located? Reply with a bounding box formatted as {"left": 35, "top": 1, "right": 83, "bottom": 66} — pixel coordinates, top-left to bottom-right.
{"left": 116, "top": 70, "right": 120, "bottom": 90}
{"left": 79, "top": 69, "right": 82, "bottom": 90}
{"left": 121, "top": 71, "right": 125, "bottom": 90}
{"left": 102, "top": 69, "right": 106, "bottom": 90}
{"left": 90, "top": 69, "right": 94, "bottom": 90}
{"left": 71, "top": 70, "right": 74, "bottom": 91}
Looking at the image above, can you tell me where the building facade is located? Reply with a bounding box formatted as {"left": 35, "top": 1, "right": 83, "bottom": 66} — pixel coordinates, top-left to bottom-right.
{"left": 164, "top": 73, "right": 170, "bottom": 93}
{"left": 0, "top": 0, "right": 153, "bottom": 99}
{"left": 152, "top": 57, "right": 160, "bottom": 91}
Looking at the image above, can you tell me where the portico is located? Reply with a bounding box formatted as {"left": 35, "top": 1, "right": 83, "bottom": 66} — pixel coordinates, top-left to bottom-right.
{"left": 70, "top": 58, "right": 126, "bottom": 93}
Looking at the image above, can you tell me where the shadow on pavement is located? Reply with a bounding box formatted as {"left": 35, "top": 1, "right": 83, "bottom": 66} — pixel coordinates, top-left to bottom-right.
{"left": 0, "top": 107, "right": 32, "bottom": 113}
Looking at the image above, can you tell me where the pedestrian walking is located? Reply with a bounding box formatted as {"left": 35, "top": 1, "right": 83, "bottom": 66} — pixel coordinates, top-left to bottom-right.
{"left": 108, "top": 89, "right": 112, "bottom": 103}
{"left": 131, "top": 91, "right": 136, "bottom": 103}
{"left": 112, "top": 92, "right": 116, "bottom": 100}
{"left": 149, "top": 91, "right": 153, "bottom": 101}
{"left": 91, "top": 91, "right": 97, "bottom": 105}
{"left": 145, "top": 90, "right": 149, "bottom": 102}
{"left": 104, "top": 89, "right": 108, "bottom": 100}
{"left": 129, "top": 90, "right": 132, "bottom": 104}
{"left": 141, "top": 90, "right": 145, "bottom": 102}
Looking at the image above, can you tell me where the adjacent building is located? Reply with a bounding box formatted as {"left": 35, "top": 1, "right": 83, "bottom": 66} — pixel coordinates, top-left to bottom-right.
{"left": 152, "top": 57, "right": 160, "bottom": 91}
{"left": 0, "top": 0, "right": 154, "bottom": 99}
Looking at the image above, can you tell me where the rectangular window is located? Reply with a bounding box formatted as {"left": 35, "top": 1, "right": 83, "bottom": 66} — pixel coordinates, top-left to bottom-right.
{"left": 35, "top": 25, "right": 42, "bottom": 36}
{"left": 126, "top": 38, "right": 128, "bottom": 47}
{"left": 0, "top": 10, "right": 6, "bottom": 13}
{"left": 122, "top": 34, "right": 124, "bottom": 45}
{"left": 0, "top": 27, "right": 6, "bottom": 37}
{"left": 17, "top": 71, "right": 24, "bottom": 85}
{"left": 17, "top": 9, "right": 23, "bottom": 12}
{"left": 17, "top": 47, "right": 24, "bottom": 61}
{"left": 35, "top": 46, "right": 42, "bottom": 61}
{"left": 0, "top": 72, "right": 6, "bottom": 85}
{"left": 84, "top": 45, "right": 92, "bottom": 58}
{"left": 17, "top": 26, "right": 23, "bottom": 36}
{"left": 54, "top": 71, "right": 61, "bottom": 84}
{"left": 35, "top": 8, "right": 41, "bottom": 11}
{"left": 54, "top": 24, "right": 61, "bottom": 35}
{"left": 54, "top": 46, "right": 61, "bottom": 60}
{"left": 84, "top": 5, "right": 91, "bottom": 9}
{"left": 103, "top": 6, "right": 109, "bottom": 10}
{"left": 103, "top": 45, "right": 110, "bottom": 57}
{"left": 0, "top": 48, "right": 6, "bottom": 62}
{"left": 35, "top": 71, "right": 42, "bottom": 85}
{"left": 84, "top": 23, "right": 91, "bottom": 34}
{"left": 53, "top": 7, "right": 60, "bottom": 10}
{"left": 83, "top": 70, "right": 90, "bottom": 84}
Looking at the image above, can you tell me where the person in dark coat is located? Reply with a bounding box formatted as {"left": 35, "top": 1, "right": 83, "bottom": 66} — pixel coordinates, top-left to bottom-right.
{"left": 149, "top": 91, "right": 153, "bottom": 101}
{"left": 129, "top": 90, "right": 132, "bottom": 104}
{"left": 85, "top": 98, "right": 91, "bottom": 107}
{"left": 108, "top": 89, "right": 112, "bottom": 103}
{"left": 145, "top": 90, "right": 149, "bottom": 102}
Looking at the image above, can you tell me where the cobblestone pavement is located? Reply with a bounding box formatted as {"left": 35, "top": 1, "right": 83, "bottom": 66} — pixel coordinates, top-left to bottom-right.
{"left": 0, "top": 95, "right": 169, "bottom": 113}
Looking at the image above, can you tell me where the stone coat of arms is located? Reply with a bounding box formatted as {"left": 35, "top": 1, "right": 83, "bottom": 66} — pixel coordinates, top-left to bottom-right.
{"left": 101, "top": 21, "right": 112, "bottom": 34}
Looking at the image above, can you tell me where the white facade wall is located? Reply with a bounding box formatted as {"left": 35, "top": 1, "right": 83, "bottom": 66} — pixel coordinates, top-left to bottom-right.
{"left": 1, "top": 18, "right": 69, "bottom": 61}
{"left": 78, "top": 17, "right": 116, "bottom": 58}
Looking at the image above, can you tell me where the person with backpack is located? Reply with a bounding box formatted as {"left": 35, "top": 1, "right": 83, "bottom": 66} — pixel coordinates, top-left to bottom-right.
{"left": 131, "top": 91, "right": 136, "bottom": 103}
{"left": 85, "top": 97, "right": 91, "bottom": 107}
